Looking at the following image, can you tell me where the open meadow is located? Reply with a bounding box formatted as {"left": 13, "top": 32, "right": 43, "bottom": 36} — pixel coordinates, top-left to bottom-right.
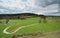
{"left": 0, "top": 17, "right": 60, "bottom": 38}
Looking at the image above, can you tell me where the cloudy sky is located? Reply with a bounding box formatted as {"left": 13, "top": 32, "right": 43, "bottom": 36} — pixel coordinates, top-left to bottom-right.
{"left": 0, "top": 0, "right": 60, "bottom": 16}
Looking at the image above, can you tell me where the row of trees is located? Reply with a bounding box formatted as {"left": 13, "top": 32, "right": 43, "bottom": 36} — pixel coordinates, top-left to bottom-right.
{"left": 0, "top": 14, "right": 47, "bottom": 24}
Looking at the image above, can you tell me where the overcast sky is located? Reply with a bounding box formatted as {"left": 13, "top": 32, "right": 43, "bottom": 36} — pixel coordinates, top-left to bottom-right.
{"left": 0, "top": 0, "right": 60, "bottom": 16}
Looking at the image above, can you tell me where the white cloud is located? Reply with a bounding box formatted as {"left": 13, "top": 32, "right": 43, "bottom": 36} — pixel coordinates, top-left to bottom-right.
{"left": 0, "top": 0, "right": 60, "bottom": 16}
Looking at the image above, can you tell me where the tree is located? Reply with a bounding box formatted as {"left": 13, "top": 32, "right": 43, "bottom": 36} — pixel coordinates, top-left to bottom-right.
{"left": 20, "top": 15, "right": 26, "bottom": 20}
{"left": 39, "top": 15, "right": 46, "bottom": 23}
{"left": 6, "top": 16, "right": 9, "bottom": 24}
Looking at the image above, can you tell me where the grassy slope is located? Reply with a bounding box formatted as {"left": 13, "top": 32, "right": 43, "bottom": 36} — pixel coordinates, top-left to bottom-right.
{"left": 0, "top": 17, "right": 60, "bottom": 38}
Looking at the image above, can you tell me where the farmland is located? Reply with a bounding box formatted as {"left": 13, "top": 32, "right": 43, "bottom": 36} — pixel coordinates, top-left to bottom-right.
{"left": 0, "top": 17, "right": 60, "bottom": 38}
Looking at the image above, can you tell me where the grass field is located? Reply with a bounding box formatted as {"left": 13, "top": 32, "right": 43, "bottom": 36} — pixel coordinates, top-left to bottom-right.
{"left": 0, "top": 17, "right": 60, "bottom": 38}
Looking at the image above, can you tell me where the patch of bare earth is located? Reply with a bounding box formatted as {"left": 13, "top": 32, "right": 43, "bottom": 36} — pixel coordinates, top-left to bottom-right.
{"left": 12, "top": 31, "right": 60, "bottom": 38}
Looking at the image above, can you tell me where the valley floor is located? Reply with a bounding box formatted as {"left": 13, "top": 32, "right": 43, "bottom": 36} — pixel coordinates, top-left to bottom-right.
{"left": 0, "top": 17, "right": 60, "bottom": 38}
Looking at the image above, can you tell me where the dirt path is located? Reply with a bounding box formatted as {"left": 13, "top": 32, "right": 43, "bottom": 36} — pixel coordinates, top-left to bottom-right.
{"left": 12, "top": 31, "right": 60, "bottom": 38}
{"left": 3, "top": 23, "right": 38, "bottom": 34}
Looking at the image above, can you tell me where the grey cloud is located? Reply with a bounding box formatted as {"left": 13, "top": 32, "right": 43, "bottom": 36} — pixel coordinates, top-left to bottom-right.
{"left": 36, "top": 0, "right": 60, "bottom": 7}
{"left": 0, "top": 0, "right": 60, "bottom": 16}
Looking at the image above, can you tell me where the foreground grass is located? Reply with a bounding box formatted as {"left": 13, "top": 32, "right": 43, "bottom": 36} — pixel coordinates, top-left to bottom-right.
{"left": 0, "top": 17, "right": 60, "bottom": 38}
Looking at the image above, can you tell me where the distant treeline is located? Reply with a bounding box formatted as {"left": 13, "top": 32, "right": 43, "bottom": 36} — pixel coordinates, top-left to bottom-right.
{"left": 0, "top": 13, "right": 39, "bottom": 19}
{"left": 0, "top": 13, "right": 60, "bottom": 19}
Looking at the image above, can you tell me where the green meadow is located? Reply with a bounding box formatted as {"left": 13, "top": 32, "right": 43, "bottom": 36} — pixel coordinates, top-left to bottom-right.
{"left": 0, "top": 17, "right": 60, "bottom": 38}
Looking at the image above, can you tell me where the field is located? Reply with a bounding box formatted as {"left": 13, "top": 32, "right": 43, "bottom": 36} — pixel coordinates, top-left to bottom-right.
{"left": 0, "top": 17, "right": 60, "bottom": 38}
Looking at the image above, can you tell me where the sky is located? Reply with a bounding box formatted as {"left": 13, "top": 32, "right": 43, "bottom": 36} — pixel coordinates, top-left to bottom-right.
{"left": 0, "top": 0, "right": 60, "bottom": 16}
